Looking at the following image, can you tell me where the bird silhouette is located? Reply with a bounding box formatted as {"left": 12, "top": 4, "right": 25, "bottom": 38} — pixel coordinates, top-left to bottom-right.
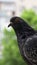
{"left": 8, "top": 16, "right": 37, "bottom": 65}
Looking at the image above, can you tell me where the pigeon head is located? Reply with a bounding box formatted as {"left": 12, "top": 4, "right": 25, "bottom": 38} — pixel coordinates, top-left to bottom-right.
{"left": 8, "top": 16, "right": 35, "bottom": 36}
{"left": 8, "top": 17, "right": 23, "bottom": 30}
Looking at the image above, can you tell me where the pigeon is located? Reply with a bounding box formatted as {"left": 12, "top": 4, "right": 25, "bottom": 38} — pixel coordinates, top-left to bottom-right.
{"left": 8, "top": 16, "right": 37, "bottom": 65}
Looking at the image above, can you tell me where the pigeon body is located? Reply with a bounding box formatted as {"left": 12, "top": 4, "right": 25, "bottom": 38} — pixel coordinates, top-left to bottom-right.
{"left": 8, "top": 17, "right": 37, "bottom": 65}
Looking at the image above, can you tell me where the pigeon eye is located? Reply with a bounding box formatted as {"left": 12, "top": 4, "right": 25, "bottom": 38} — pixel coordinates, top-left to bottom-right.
{"left": 15, "top": 18, "right": 19, "bottom": 22}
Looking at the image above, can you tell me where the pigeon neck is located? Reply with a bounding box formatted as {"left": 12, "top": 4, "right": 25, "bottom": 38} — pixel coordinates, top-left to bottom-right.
{"left": 14, "top": 28, "right": 26, "bottom": 40}
{"left": 13, "top": 22, "right": 35, "bottom": 39}
{"left": 14, "top": 28, "right": 35, "bottom": 40}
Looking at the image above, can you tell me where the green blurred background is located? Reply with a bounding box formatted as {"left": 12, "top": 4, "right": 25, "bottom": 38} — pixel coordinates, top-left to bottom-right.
{"left": 0, "top": 10, "right": 37, "bottom": 65}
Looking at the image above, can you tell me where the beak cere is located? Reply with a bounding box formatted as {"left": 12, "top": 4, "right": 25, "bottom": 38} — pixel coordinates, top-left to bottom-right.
{"left": 8, "top": 22, "right": 12, "bottom": 27}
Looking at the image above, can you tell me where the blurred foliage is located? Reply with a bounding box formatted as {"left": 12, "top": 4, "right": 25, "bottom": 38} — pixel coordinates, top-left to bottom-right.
{"left": 21, "top": 9, "right": 37, "bottom": 29}
{"left": 1, "top": 29, "right": 27, "bottom": 65}
{"left": 0, "top": 10, "right": 37, "bottom": 65}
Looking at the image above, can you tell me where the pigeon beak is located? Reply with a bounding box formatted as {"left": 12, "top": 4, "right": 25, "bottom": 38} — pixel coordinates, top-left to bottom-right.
{"left": 8, "top": 22, "right": 12, "bottom": 27}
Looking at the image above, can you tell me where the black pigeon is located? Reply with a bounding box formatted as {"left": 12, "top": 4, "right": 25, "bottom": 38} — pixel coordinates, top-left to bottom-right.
{"left": 8, "top": 16, "right": 37, "bottom": 65}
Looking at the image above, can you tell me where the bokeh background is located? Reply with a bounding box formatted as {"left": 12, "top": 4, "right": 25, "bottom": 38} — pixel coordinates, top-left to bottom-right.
{"left": 0, "top": 0, "right": 37, "bottom": 65}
